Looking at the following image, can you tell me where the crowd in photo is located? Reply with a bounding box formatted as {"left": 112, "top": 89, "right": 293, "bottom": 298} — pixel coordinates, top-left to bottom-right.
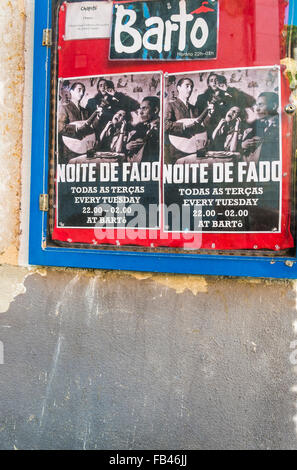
{"left": 58, "top": 74, "right": 161, "bottom": 164}
{"left": 57, "top": 69, "right": 280, "bottom": 168}
{"left": 164, "top": 69, "right": 280, "bottom": 165}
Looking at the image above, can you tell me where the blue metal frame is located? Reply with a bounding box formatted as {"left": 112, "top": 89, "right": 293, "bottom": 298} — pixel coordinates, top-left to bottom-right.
{"left": 29, "top": 0, "right": 297, "bottom": 278}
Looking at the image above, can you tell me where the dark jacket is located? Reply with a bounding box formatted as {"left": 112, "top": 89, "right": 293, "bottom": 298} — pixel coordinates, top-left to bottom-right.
{"left": 58, "top": 101, "right": 89, "bottom": 136}
{"left": 58, "top": 101, "right": 90, "bottom": 162}
{"left": 242, "top": 115, "right": 280, "bottom": 163}
{"left": 165, "top": 98, "right": 199, "bottom": 163}
{"left": 127, "top": 120, "right": 160, "bottom": 163}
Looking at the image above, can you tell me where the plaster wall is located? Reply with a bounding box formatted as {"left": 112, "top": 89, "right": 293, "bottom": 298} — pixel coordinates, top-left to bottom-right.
{"left": 0, "top": 0, "right": 296, "bottom": 450}
{"left": 0, "top": 0, "right": 25, "bottom": 264}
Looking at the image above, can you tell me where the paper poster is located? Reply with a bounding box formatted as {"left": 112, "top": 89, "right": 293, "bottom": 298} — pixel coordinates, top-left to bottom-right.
{"left": 56, "top": 72, "right": 162, "bottom": 230}
{"left": 164, "top": 66, "right": 282, "bottom": 233}
{"left": 65, "top": 1, "right": 113, "bottom": 40}
{"left": 53, "top": 0, "right": 294, "bottom": 252}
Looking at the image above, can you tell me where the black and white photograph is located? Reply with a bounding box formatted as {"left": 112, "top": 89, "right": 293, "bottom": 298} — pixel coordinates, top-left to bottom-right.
{"left": 163, "top": 66, "right": 282, "bottom": 233}
{"left": 56, "top": 72, "right": 162, "bottom": 229}
{"left": 57, "top": 72, "right": 161, "bottom": 164}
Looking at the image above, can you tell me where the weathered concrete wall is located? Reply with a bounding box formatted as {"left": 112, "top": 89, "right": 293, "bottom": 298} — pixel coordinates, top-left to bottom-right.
{"left": 0, "top": 269, "right": 297, "bottom": 450}
{"left": 0, "top": 0, "right": 297, "bottom": 450}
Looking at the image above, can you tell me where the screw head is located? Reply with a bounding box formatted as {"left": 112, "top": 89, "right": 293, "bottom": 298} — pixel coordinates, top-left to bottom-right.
{"left": 285, "top": 104, "right": 296, "bottom": 115}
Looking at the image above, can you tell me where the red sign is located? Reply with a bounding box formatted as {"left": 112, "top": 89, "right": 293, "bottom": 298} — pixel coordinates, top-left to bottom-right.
{"left": 52, "top": 0, "right": 294, "bottom": 252}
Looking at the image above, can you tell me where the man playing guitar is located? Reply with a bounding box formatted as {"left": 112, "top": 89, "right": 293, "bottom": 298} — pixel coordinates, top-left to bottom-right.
{"left": 58, "top": 82, "right": 98, "bottom": 162}
{"left": 165, "top": 77, "right": 211, "bottom": 163}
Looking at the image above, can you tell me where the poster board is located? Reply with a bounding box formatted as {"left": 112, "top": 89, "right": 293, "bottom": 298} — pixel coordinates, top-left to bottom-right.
{"left": 50, "top": 0, "right": 295, "bottom": 253}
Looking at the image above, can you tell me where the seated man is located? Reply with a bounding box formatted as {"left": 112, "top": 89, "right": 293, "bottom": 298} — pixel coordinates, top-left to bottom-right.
{"left": 241, "top": 92, "right": 281, "bottom": 231}
{"left": 165, "top": 78, "right": 198, "bottom": 136}
{"left": 126, "top": 96, "right": 160, "bottom": 163}
{"left": 58, "top": 82, "right": 94, "bottom": 162}
{"left": 242, "top": 92, "right": 279, "bottom": 164}
{"left": 165, "top": 77, "right": 209, "bottom": 163}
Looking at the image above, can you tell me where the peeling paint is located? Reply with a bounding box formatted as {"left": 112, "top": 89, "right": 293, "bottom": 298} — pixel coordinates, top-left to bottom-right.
{"left": 124, "top": 271, "right": 208, "bottom": 295}
{"left": 25, "top": 264, "right": 295, "bottom": 290}
{"left": 0, "top": 245, "right": 19, "bottom": 265}
{"left": 0, "top": 265, "right": 47, "bottom": 313}
{"left": 30, "top": 267, "right": 48, "bottom": 278}
{"left": 0, "top": 265, "right": 27, "bottom": 313}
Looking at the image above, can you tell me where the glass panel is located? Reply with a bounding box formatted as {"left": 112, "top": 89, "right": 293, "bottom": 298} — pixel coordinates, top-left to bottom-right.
{"left": 48, "top": 0, "right": 296, "bottom": 256}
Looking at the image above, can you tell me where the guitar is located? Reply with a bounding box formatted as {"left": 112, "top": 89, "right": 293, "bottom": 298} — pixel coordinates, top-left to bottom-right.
{"left": 169, "top": 120, "right": 208, "bottom": 154}
{"left": 62, "top": 107, "right": 101, "bottom": 155}
{"left": 168, "top": 93, "right": 221, "bottom": 154}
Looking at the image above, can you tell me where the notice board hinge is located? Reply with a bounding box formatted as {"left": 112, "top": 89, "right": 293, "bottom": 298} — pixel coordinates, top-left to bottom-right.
{"left": 39, "top": 194, "right": 49, "bottom": 212}
{"left": 42, "top": 28, "right": 52, "bottom": 47}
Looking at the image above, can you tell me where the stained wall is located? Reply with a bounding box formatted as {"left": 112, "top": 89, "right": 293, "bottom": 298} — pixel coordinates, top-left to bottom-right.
{"left": 0, "top": 0, "right": 296, "bottom": 450}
